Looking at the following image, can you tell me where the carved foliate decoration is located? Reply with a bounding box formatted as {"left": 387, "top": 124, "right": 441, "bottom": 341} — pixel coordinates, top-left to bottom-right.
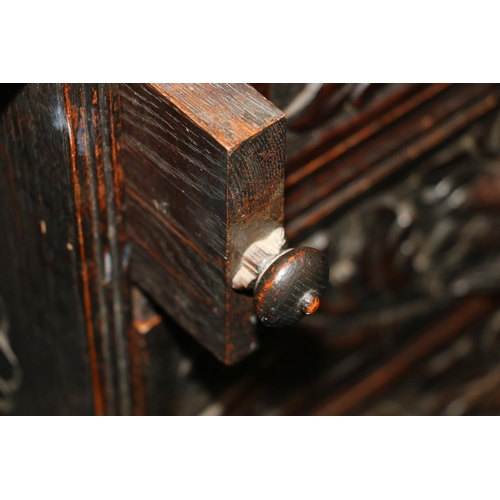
{"left": 302, "top": 117, "right": 500, "bottom": 328}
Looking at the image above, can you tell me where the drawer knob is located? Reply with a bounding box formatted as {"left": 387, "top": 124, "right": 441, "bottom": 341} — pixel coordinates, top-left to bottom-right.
{"left": 232, "top": 229, "right": 329, "bottom": 327}
{"left": 253, "top": 247, "right": 329, "bottom": 327}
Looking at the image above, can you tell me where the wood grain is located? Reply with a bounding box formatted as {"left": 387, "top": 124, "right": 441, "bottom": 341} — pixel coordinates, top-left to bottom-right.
{"left": 0, "top": 84, "right": 135, "bottom": 415}
{"left": 120, "top": 84, "right": 286, "bottom": 364}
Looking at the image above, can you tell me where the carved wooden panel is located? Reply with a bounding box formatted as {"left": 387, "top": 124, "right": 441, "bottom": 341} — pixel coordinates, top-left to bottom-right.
{"left": 255, "top": 84, "right": 500, "bottom": 239}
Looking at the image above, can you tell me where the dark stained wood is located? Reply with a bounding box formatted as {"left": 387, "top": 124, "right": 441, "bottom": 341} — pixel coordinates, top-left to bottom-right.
{"left": 3, "top": 83, "right": 500, "bottom": 416}
{"left": 124, "top": 114, "right": 500, "bottom": 416}
{"left": 120, "top": 83, "right": 286, "bottom": 364}
{"left": 312, "top": 296, "right": 499, "bottom": 416}
{"left": 259, "top": 83, "right": 434, "bottom": 166}
{"left": 0, "top": 84, "right": 136, "bottom": 415}
{"left": 276, "top": 83, "right": 385, "bottom": 132}
{"left": 285, "top": 85, "right": 500, "bottom": 239}
{"left": 118, "top": 84, "right": 500, "bottom": 415}
{"left": 253, "top": 84, "right": 500, "bottom": 240}
{"left": 254, "top": 247, "right": 329, "bottom": 327}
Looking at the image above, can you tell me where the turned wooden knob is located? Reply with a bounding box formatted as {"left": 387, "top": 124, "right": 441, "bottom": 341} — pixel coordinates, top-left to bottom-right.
{"left": 253, "top": 247, "right": 329, "bottom": 327}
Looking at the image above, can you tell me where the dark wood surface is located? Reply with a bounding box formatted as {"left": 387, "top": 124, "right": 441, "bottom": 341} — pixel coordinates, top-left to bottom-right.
{"left": 120, "top": 83, "right": 286, "bottom": 364}
{"left": 2, "top": 83, "right": 500, "bottom": 416}
{"left": 254, "top": 84, "right": 500, "bottom": 240}
{"left": 0, "top": 84, "right": 137, "bottom": 415}
{"left": 122, "top": 101, "right": 500, "bottom": 416}
{"left": 254, "top": 247, "right": 329, "bottom": 327}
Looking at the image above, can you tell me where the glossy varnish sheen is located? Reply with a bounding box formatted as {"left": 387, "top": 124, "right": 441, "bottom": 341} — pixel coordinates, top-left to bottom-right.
{"left": 254, "top": 247, "right": 329, "bottom": 327}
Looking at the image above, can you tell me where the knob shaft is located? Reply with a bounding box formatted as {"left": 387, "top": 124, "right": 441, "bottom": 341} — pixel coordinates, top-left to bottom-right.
{"left": 253, "top": 247, "right": 329, "bottom": 327}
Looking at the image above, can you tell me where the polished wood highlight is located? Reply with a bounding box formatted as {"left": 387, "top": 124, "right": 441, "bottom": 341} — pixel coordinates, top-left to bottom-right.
{"left": 254, "top": 247, "right": 329, "bottom": 327}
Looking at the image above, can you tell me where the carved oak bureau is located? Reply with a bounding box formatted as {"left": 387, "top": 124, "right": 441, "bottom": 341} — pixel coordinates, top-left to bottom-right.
{"left": 1, "top": 83, "right": 500, "bottom": 415}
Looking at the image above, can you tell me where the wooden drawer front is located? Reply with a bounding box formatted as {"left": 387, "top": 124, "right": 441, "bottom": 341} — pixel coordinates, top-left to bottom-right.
{"left": 121, "top": 84, "right": 285, "bottom": 364}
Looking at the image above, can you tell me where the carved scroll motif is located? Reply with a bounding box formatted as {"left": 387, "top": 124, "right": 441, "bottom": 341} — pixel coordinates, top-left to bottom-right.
{"left": 309, "top": 117, "right": 500, "bottom": 325}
